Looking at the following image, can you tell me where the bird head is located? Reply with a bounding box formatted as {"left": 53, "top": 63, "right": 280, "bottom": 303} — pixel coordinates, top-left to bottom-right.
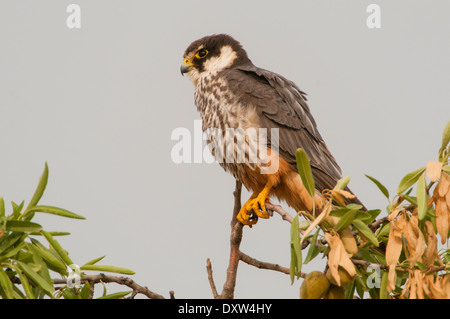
{"left": 181, "top": 34, "right": 251, "bottom": 83}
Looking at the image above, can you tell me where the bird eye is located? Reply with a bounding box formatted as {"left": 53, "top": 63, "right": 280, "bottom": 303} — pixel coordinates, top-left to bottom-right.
{"left": 195, "top": 49, "right": 208, "bottom": 59}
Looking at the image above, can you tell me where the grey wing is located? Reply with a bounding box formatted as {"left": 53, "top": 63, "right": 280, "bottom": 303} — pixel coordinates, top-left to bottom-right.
{"left": 222, "top": 64, "right": 343, "bottom": 193}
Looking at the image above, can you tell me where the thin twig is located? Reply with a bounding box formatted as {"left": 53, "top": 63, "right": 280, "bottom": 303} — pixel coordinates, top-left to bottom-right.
{"left": 231, "top": 181, "right": 242, "bottom": 227}
{"left": 368, "top": 216, "right": 388, "bottom": 231}
{"left": 350, "top": 258, "right": 388, "bottom": 270}
{"left": 266, "top": 202, "right": 294, "bottom": 224}
{"left": 53, "top": 274, "right": 166, "bottom": 299}
{"left": 206, "top": 258, "right": 219, "bottom": 299}
{"left": 239, "top": 251, "right": 306, "bottom": 278}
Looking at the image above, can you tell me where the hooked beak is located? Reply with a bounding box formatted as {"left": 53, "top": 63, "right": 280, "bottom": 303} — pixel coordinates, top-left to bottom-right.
{"left": 180, "top": 58, "right": 193, "bottom": 76}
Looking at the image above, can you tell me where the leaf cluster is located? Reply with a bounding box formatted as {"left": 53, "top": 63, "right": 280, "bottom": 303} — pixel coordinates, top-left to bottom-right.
{"left": 291, "top": 121, "right": 450, "bottom": 299}
{"left": 0, "top": 163, "right": 134, "bottom": 299}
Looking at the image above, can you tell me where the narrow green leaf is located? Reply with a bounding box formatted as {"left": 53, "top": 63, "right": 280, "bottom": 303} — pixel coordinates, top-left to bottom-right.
{"left": 0, "top": 233, "right": 25, "bottom": 255}
{"left": 439, "top": 121, "right": 450, "bottom": 158}
{"left": 416, "top": 173, "right": 428, "bottom": 221}
{"left": 344, "top": 280, "right": 356, "bottom": 300}
{"left": 97, "top": 290, "right": 132, "bottom": 299}
{"left": 0, "top": 268, "right": 14, "bottom": 299}
{"left": 11, "top": 201, "right": 24, "bottom": 219}
{"left": 5, "top": 220, "right": 42, "bottom": 233}
{"left": 334, "top": 209, "right": 358, "bottom": 233}
{"left": 442, "top": 165, "right": 450, "bottom": 174}
{"left": 41, "top": 230, "right": 74, "bottom": 266}
{"left": 357, "top": 247, "right": 381, "bottom": 264}
{"left": 15, "top": 261, "right": 54, "bottom": 296}
{"left": 16, "top": 250, "right": 33, "bottom": 264}
{"left": 353, "top": 211, "right": 371, "bottom": 221}
{"left": 365, "top": 174, "right": 389, "bottom": 199}
{"left": 397, "top": 167, "right": 425, "bottom": 194}
{"left": 0, "top": 216, "right": 5, "bottom": 231}
{"left": 289, "top": 214, "right": 302, "bottom": 283}
{"left": 80, "top": 264, "right": 135, "bottom": 275}
{"left": 370, "top": 248, "right": 387, "bottom": 265}
{"left": 356, "top": 209, "right": 382, "bottom": 224}
{"left": 379, "top": 270, "right": 389, "bottom": 299}
{"left": 27, "top": 206, "right": 85, "bottom": 220}
{"left": 402, "top": 194, "right": 417, "bottom": 206}
{"left": 354, "top": 268, "right": 368, "bottom": 298}
{"left": 101, "top": 281, "right": 107, "bottom": 297}
{"left": 289, "top": 244, "right": 296, "bottom": 284}
{"left": 0, "top": 197, "right": 5, "bottom": 218}
{"left": 83, "top": 255, "right": 106, "bottom": 266}
{"left": 12, "top": 286, "right": 26, "bottom": 299}
{"left": 1, "top": 242, "right": 25, "bottom": 259}
{"left": 329, "top": 207, "right": 351, "bottom": 219}
{"left": 296, "top": 149, "right": 315, "bottom": 198}
{"left": 27, "top": 243, "right": 67, "bottom": 275}
{"left": 352, "top": 219, "right": 379, "bottom": 247}
{"left": 12, "top": 264, "right": 35, "bottom": 299}
{"left": 334, "top": 176, "right": 351, "bottom": 190}
{"left": 346, "top": 203, "right": 363, "bottom": 210}
{"left": 30, "top": 245, "right": 54, "bottom": 289}
{"left": 24, "top": 162, "right": 49, "bottom": 214}
{"left": 30, "top": 231, "right": 71, "bottom": 237}
{"left": 303, "top": 229, "right": 320, "bottom": 264}
{"left": 80, "top": 282, "right": 91, "bottom": 299}
{"left": 61, "top": 288, "right": 80, "bottom": 299}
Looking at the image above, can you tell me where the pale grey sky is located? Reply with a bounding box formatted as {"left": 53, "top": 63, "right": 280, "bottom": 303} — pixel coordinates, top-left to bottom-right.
{"left": 0, "top": 1, "right": 449, "bottom": 298}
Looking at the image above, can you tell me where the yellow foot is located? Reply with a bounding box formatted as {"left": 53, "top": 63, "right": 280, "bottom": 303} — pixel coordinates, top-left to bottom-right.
{"left": 237, "top": 186, "right": 272, "bottom": 226}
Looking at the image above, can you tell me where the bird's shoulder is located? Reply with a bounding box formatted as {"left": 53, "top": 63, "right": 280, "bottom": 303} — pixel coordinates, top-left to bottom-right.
{"left": 219, "top": 64, "right": 321, "bottom": 136}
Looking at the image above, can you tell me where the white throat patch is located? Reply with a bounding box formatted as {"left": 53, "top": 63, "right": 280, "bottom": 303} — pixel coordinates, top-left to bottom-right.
{"left": 203, "top": 45, "right": 237, "bottom": 75}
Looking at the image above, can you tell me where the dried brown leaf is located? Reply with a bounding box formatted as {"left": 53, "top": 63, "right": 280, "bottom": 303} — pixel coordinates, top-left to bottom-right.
{"left": 445, "top": 276, "right": 450, "bottom": 299}
{"left": 387, "top": 264, "right": 397, "bottom": 292}
{"left": 333, "top": 189, "right": 356, "bottom": 199}
{"left": 325, "top": 232, "right": 341, "bottom": 286}
{"left": 324, "top": 231, "right": 356, "bottom": 287}
{"left": 402, "top": 270, "right": 426, "bottom": 299}
{"left": 387, "top": 206, "right": 403, "bottom": 222}
{"left": 410, "top": 225, "right": 425, "bottom": 265}
{"left": 409, "top": 275, "right": 417, "bottom": 299}
{"left": 415, "top": 270, "right": 425, "bottom": 299}
{"left": 423, "top": 221, "right": 441, "bottom": 266}
{"left": 438, "top": 172, "right": 450, "bottom": 198}
{"left": 386, "top": 213, "right": 406, "bottom": 266}
{"left": 300, "top": 201, "right": 332, "bottom": 245}
{"left": 446, "top": 191, "right": 450, "bottom": 210}
{"left": 325, "top": 215, "right": 358, "bottom": 256}
{"left": 435, "top": 198, "right": 449, "bottom": 245}
{"left": 427, "top": 275, "right": 448, "bottom": 299}
{"left": 340, "top": 227, "right": 358, "bottom": 257}
{"left": 405, "top": 214, "right": 425, "bottom": 265}
{"left": 426, "top": 161, "right": 443, "bottom": 182}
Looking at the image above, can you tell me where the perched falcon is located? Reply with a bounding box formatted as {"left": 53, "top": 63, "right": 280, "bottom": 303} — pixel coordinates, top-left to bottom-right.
{"left": 181, "top": 34, "right": 363, "bottom": 226}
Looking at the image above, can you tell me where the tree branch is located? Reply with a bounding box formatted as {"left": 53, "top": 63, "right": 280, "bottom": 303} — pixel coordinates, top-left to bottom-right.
{"left": 368, "top": 216, "right": 388, "bottom": 231}
{"left": 206, "top": 181, "right": 244, "bottom": 299}
{"left": 206, "top": 258, "right": 219, "bottom": 299}
{"left": 220, "top": 181, "right": 243, "bottom": 299}
{"left": 266, "top": 202, "right": 294, "bottom": 223}
{"left": 52, "top": 274, "right": 166, "bottom": 299}
{"left": 239, "top": 251, "right": 306, "bottom": 278}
